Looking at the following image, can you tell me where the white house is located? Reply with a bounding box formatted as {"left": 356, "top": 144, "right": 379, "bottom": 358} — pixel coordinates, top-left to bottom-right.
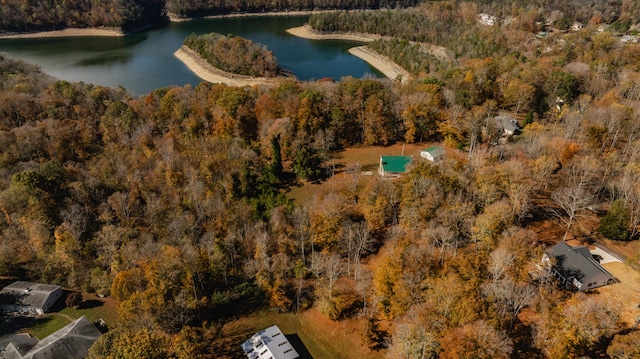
{"left": 0, "top": 281, "right": 63, "bottom": 315}
{"left": 543, "top": 242, "right": 617, "bottom": 291}
{"left": 420, "top": 146, "right": 445, "bottom": 162}
{"left": 241, "top": 325, "right": 299, "bottom": 359}
{"left": 478, "top": 13, "right": 497, "bottom": 26}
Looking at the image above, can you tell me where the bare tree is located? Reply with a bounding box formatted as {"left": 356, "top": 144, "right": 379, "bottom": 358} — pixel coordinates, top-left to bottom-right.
{"left": 488, "top": 248, "right": 515, "bottom": 283}
{"left": 482, "top": 277, "right": 536, "bottom": 326}
{"left": 550, "top": 159, "right": 597, "bottom": 240}
{"left": 311, "top": 252, "right": 343, "bottom": 299}
{"left": 425, "top": 225, "right": 456, "bottom": 267}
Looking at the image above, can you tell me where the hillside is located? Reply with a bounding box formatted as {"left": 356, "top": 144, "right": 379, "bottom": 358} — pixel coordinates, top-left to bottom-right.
{"left": 1, "top": 1, "right": 640, "bottom": 357}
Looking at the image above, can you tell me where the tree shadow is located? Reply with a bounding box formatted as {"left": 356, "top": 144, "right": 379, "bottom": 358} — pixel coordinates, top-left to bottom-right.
{"left": 285, "top": 333, "right": 313, "bottom": 359}
{"left": 78, "top": 299, "right": 104, "bottom": 310}
{"left": 0, "top": 315, "right": 37, "bottom": 336}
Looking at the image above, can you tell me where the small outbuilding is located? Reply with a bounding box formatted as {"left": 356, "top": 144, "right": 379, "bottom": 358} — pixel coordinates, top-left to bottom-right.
{"left": 420, "top": 146, "right": 445, "bottom": 162}
{"left": 1, "top": 316, "right": 102, "bottom": 359}
{"left": 0, "top": 281, "right": 63, "bottom": 315}
{"left": 543, "top": 241, "right": 617, "bottom": 291}
{"left": 241, "top": 325, "right": 299, "bottom": 359}
{"left": 379, "top": 156, "right": 411, "bottom": 177}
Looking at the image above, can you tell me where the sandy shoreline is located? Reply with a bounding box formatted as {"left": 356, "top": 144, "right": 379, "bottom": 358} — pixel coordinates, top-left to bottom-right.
{"left": 174, "top": 45, "right": 284, "bottom": 87}
{"left": 348, "top": 46, "right": 410, "bottom": 83}
{"left": 286, "top": 25, "right": 409, "bottom": 83}
{"left": 0, "top": 27, "right": 124, "bottom": 39}
{"left": 286, "top": 25, "right": 380, "bottom": 42}
{"left": 168, "top": 10, "right": 333, "bottom": 22}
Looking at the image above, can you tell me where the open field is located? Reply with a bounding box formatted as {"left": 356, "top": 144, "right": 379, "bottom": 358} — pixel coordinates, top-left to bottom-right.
{"left": 286, "top": 143, "right": 430, "bottom": 204}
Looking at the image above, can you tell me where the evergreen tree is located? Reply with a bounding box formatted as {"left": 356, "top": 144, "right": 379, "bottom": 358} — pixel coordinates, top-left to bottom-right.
{"left": 599, "top": 199, "right": 630, "bottom": 241}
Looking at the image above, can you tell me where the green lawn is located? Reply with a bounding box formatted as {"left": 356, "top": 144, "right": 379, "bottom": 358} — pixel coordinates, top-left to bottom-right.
{"left": 217, "top": 308, "right": 385, "bottom": 359}
{"left": 26, "top": 293, "right": 117, "bottom": 340}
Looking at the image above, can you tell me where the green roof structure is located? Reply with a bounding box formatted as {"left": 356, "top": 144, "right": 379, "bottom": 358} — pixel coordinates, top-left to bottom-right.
{"left": 379, "top": 156, "right": 412, "bottom": 176}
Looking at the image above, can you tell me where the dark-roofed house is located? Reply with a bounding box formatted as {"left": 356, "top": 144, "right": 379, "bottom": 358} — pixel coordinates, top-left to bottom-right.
{"left": 495, "top": 115, "right": 520, "bottom": 136}
{"left": 379, "top": 156, "right": 411, "bottom": 177}
{"left": 241, "top": 325, "right": 299, "bottom": 359}
{"left": 1, "top": 316, "right": 102, "bottom": 359}
{"left": 0, "top": 281, "right": 63, "bottom": 315}
{"left": 543, "top": 241, "right": 617, "bottom": 291}
{"left": 420, "top": 146, "right": 445, "bottom": 162}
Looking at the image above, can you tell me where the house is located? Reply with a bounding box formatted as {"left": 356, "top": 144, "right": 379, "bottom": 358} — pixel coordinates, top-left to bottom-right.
{"left": 571, "top": 22, "right": 583, "bottom": 31}
{"left": 1, "top": 316, "right": 102, "bottom": 359}
{"left": 379, "top": 156, "right": 411, "bottom": 177}
{"left": 621, "top": 35, "right": 638, "bottom": 43}
{"left": 241, "top": 325, "right": 299, "bottom": 359}
{"left": 543, "top": 241, "right": 617, "bottom": 291}
{"left": 420, "top": 146, "right": 445, "bottom": 162}
{"left": 478, "top": 13, "right": 497, "bottom": 26}
{"left": 0, "top": 281, "right": 63, "bottom": 315}
{"left": 495, "top": 115, "right": 520, "bottom": 136}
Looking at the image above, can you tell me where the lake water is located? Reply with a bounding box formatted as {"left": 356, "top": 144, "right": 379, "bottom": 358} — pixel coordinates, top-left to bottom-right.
{"left": 0, "top": 16, "right": 382, "bottom": 95}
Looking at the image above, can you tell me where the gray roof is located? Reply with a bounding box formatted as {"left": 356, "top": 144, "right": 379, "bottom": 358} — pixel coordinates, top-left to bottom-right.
{"left": 0, "top": 282, "right": 61, "bottom": 311}
{"left": 2, "top": 316, "right": 102, "bottom": 359}
{"left": 495, "top": 115, "right": 520, "bottom": 133}
{"left": 547, "top": 242, "right": 615, "bottom": 283}
{"left": 0, "top": 335, "right": 38, "bottom": 357}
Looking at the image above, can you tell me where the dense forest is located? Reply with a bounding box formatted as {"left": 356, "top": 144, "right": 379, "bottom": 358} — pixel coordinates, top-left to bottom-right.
{"left": 2, "top": 0, "right": 640, "bottom": 358}
{"left": 184, "top": 33, "right": 282, "bottom": 78}
{"left": 0, "top": 0, "right": 166, "bottom": 33}
{"left": 0, "top": 0, "right": 421, "bottom": 33}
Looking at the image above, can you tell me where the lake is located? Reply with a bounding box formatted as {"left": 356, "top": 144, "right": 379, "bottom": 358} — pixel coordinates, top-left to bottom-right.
{"left": 0, "top": 15, "right": 383, "bottom": 95}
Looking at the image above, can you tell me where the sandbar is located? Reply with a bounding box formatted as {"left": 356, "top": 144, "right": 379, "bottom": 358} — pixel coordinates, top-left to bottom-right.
{"left": 174, "top": 45, "right": 284, "bottom": 87}
{"left": 0, "top": 27, "right": 124, "bottom": 39}
{"left": 348, "top": 46, "right": 410, "bottom": 84}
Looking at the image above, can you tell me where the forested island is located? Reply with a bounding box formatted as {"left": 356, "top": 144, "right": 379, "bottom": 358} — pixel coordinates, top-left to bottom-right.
{"left": 184, "top": 33, "right": 283, "bottom": 78}
{"left": 2, "top": 0, "right": 640, "bottom": 358}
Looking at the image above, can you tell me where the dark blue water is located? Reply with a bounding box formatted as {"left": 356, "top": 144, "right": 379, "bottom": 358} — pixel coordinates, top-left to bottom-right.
{"left": 0, "top": 16, "right": 382, "bottom": 95}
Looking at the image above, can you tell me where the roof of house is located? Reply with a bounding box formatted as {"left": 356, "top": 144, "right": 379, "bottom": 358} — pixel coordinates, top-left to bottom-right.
{"left": 2, "top": 316, "right": 103, "bottom": 359}
{"left": 547, "top": 242, "right": 615, "bottom": 282}
{"left": 422, "top": 146, "right": 445, "bottom": 157}
{"left": 495, "top": 115, "right": 520, "bottom": 133}
{"left": 241, "top": 325, "right": 299, "bottom": 359}
{"left": 0, "top": 281, "right": 61, "bottom": 311}
{"left": 380, "top": 156, "right": 412, "bottom": 173}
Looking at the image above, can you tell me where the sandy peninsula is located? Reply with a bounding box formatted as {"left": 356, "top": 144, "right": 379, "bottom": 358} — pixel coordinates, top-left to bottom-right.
{"left": 286, "top": 25, "right": 380, "bottom": 42}
{"left": 174, "top": 45, "right": 284, "bottom": 87}
{"left": 348, "top": 46, "right": 410, "bottom": 84}
{"left": 287, "top": 25, "right": 410, "bottom": 83}
{"left": 0, "top": 27, "right": 124, "bottom": 39}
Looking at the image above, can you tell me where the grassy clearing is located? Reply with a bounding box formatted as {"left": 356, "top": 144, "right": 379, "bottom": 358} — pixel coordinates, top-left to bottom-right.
{"left": 26, "top": 292, "right": 117, "bottom": 340}
{"left": 29, "top": 314, "right": 71, "bottom": 339}
{"left": 286, "top": 143, "right": 430, "bottom": 204}
{"left": 215, "top": 308, "right": 385, "bottom": 359}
